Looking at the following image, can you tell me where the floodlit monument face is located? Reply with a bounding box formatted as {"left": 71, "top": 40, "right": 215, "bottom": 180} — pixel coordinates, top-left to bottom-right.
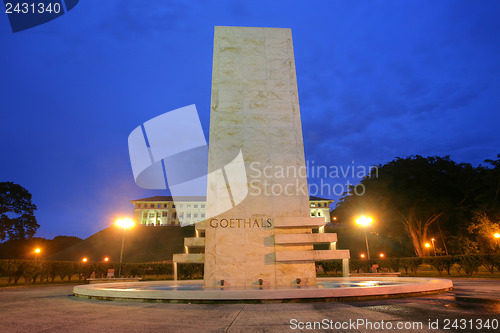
{"left": 205, "top": 26, "right": 318, "bottom": 287}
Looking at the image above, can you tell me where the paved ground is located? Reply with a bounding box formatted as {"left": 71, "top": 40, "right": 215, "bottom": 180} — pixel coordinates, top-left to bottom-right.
{"left": 0, "top": 278, "right": 498, "bottom": 332}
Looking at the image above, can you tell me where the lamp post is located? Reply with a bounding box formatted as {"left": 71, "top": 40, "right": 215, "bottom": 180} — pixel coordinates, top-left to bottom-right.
{"left": 431, "top": 238, "right": 437, "bottom": 256}
{"left": 116, "top": 218, "right": 134, "bottom": 278}
{"left": 34, "top": 248, "right": 41, "bottom": 261}
{"left": 424, "top": 242, "right": 431, "bottom": 256}
{"left": 494, "top": 233, "right": 500, "bottom": 248}
{"left": 356, "top": 216, "right": 373, "bottom": 272}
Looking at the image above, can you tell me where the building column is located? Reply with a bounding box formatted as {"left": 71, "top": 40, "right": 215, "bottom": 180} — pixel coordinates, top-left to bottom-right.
{"left": 173, "top": 262, "right": 178, "bottom": 281}
{"left": 329, "top": 242, "right": 336, "bottom": 250}
{"left": 342, "top": 258, "right": 349, "bottom": 278}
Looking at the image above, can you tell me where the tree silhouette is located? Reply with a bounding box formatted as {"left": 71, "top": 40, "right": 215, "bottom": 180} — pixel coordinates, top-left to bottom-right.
{"left": 334, "top": 156, "right": 480, "bottom": 256}
{"left": 0, "top": 182, "right": 39, "bottom": 240}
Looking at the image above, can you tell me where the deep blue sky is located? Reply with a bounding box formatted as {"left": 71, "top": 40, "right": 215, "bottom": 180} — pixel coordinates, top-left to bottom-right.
{"left": 1, "top": 1, "right": 499, "bottom": 239}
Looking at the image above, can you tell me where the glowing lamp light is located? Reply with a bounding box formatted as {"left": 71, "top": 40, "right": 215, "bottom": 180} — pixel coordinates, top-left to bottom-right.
{"left": 116, "top": 218, "right": 134, "bottom": 228}
{"left": 34, "top": 248, "right": 41, "bottom": 254}
{"left": 104, "top": 257, "right": 109, "bottom": 262}
{"left": 355, "top": 216, "right": 373, "bottom": 226}
{"left": 424, "top": 243, "right": 431, "bottom": 248}
{"left": 356, "top": 215, "right": 373, "bottom": 266}
{"left": 115, "top": 218, "right": 134, "bottom": 278}
{"left": 495, "top": 233, "right": 500, "bottom": 239}
{"left": 379, "top": 253, "right": 385, "bottom": 258}
{"left": 360, "top": 254, "right": 365, "bottom": 258}
{"left": 82, "top": 257, "right": 88, "bottom": 263}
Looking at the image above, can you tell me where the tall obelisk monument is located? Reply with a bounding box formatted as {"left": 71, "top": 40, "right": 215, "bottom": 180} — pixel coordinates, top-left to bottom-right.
{"left": 204, "top": 26, "right": 319, "bottom": 287}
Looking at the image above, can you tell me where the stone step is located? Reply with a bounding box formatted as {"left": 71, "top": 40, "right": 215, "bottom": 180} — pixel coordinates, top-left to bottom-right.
{"left": 184, "top": 237, "right": 205, "bottom": 248}
{"left": 274, "top": 233, "right": 337, "bottom": 245}
{"left": 172, "top": 253, "right": 205, "bottom": 263}
{"left": 275, "top": 249, "right": 350, "bottom": 262}
{"left": 195, "top": 221, "right": 206, "bottom": 230}
{"left": 273, "top": 216, "right": 325, "bottom": 228}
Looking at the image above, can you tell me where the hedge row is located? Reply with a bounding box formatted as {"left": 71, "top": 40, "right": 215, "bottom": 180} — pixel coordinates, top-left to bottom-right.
{"left": 2, "top": 254, "right": 499, "bottom": 285}
{"left": 317, "top": 253, "right": 500, "bottom": 277}
{"left": 0, "top": 260, "right": 194, "bottom": 285}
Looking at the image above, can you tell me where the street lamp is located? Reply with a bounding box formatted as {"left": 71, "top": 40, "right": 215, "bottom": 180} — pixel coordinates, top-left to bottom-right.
{"left": 34, "top": 248, "right": 41, "bottom": 261}
{"left": 104, "top": 257, "right": 109, "bottom": 262}
{"left": 379, "top": 253, "right": 385, "bottom": 258}
{"left": 494, "top": 233, "right": 500, "bottom": 247}
{"left": 82, "top": 257, "right": 88, "bottom": 263}
{"left": 116, "top": 218, "right": 134, "bottom": 278}
{"left": 424, "top": 242, "right": 431, "bottom": 256}
{"left": 356, "top": 216, "right": 373, "bottom": 272}
{"left": 431, "top": 238, "right": 437, "bottom": 256}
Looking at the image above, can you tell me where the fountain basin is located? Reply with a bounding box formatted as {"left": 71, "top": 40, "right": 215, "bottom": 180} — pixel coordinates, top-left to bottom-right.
{"left": 73, "top": 277, "right": 452, "bottom": 303}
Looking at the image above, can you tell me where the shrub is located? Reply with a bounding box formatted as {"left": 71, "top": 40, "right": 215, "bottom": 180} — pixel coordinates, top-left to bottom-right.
{"left": 387, "top": 258, "right": 401, "bottom": 272}
{"left": 178, "top": 263, "right": 203, "bottom": 279}
{"left": 58, "top": 262, "right": 76, "bottom": 281}
{"left": 375, "top": 258, "right": 398, "bottom": 272}
{"left": 0, "top": 259, "right": 22, "bottom": 284}
{"left": 151, "top": 264, "right": 167, "bottom": 279}
{"left": 318, "top": 261, "right": 342, "bottom": 275}
{"left": 93, "top": 263, "right": 111, "bottom": 278}
{"left": 22, "top": 261, "right": 43, "bottom": 285}
{"left": 428, "top": 256, "right": 456, "bottom": 276}
{"left": 400, "top": 258, "right": 422, "bottom": 275}
{"left": 46, "top": 261, "right": 62, "bottom": 282}
{"left": 457, "top": 255, "right": 481, "bottom": 276}
{"left": 481, "top": 253, "right": 499, "bottom": 275}
{"left": 10, "top": 260, "right": 25, "bottom": 284}
{"left": 349, "top": 259, "right": 369, "bottom": 273}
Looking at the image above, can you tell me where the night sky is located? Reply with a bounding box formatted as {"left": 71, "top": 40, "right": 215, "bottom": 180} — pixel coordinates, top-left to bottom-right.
{"left": 1, "top": 1, "right": 499, "bottom": 239}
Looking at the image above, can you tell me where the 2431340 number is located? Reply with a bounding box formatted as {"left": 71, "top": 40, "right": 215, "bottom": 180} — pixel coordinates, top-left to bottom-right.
{"left": 5, "top": 2, "right": 62, "bottom": 14}
{"left": 443, "top": 318, "right": 498, "bottom": 330}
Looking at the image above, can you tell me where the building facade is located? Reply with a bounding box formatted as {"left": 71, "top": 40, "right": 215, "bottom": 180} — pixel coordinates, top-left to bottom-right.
{"left": 131, "top": 195, "right": 334, "bottom": 226}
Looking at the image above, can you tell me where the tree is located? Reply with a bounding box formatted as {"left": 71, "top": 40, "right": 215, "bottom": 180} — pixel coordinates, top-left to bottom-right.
{"left": 334, "top": 156, "right": 479, "bottom": 256}
{"left": 484, "top": 154, "right": 500, "bottom": 203}
{"left": 0, "top": 182, "right": 39, "bottom": 241}
{"left": 476, "top": 155, "right": 500, "bottom": 216}
{"left": 467, "top": 210, "right": 500, "bottom": 253}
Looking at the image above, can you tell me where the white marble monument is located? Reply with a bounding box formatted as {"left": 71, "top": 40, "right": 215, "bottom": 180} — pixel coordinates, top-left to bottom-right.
{"left": 200, "top": 26, "right": 350, "bottom": 287}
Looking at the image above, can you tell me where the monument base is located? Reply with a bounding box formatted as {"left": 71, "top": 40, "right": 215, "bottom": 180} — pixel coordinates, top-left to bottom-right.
{"left": 74, "top": 277, "right": 453, "bottom": 303}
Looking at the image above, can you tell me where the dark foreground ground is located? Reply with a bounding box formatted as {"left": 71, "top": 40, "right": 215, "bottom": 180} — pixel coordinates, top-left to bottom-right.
{"left": 0, "top": 278, "right": 498, "bottom": 332}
